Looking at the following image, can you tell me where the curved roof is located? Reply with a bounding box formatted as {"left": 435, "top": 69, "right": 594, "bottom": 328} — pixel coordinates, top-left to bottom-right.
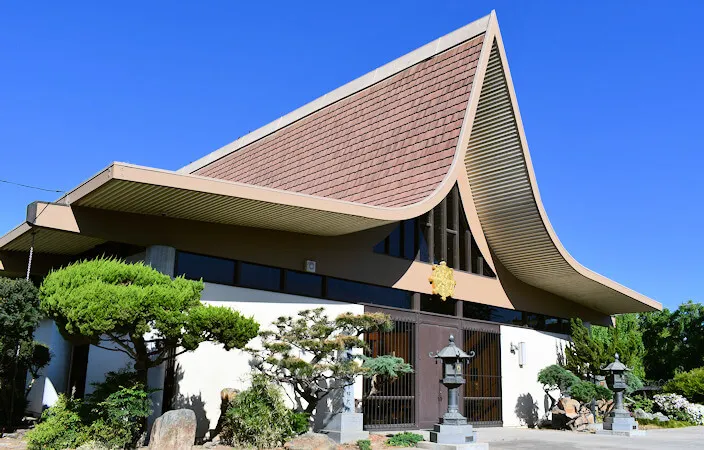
{"left": 0, "top": 12, "right": 660, "bottom": 314}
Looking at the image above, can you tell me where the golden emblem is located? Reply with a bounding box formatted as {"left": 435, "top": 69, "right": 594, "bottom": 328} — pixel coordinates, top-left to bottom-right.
{"left": 428, "top": 261, "right": 456, "bottom": 301}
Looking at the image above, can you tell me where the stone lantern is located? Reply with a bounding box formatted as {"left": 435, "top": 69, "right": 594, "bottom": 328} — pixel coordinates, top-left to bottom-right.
{"left": 597, "top": 353, "right": 644, "bottom": 436}
{"left": 418, "top": 335, "right": 487, "bottom": 449}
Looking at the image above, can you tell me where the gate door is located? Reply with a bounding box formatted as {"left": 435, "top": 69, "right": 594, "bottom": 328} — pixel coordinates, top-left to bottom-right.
{"left": 463, "top": 324, "right": 502, "bottom": 426}
{"left": 363, "top": 317, "right": 416, "bottom": 430}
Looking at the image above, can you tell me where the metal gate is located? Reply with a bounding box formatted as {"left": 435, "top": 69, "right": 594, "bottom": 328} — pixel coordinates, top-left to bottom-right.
{"left": 363, "top": 317, "right": 416, "bottom": 429}
{"left": 463, "top": 326, "right": 502, "bottom": 426}
{"left": 363, "top": 306, "right": 502, "bottom": 429}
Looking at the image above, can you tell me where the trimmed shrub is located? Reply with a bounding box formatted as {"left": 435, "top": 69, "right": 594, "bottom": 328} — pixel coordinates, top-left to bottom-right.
{"left": 663, "top": 367, "right": 704, "bottom": 403}
{"left": 387, "top": 432, "right": 424, "bottom": 447}
{"left": 26, "top": 395, "right": 88, "bottom": 450}
{"left": 222, "top": 375, "right": 295, "bottom": 448}
{"left": 537, "top": 365, "right": 579, "bottom": 395}
{"left": 637, "top": 418, "right": 696, "bottom": 428}
{"left": 569, "top": 381, "right": 612, "bottom": 403}
{"left": 625, "top": 372, "right": 644, "bottom": 394}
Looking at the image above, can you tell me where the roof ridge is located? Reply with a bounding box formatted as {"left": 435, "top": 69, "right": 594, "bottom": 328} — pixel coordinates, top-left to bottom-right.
{"left": 178, "top": 13, "right": 492, "bottom": 174}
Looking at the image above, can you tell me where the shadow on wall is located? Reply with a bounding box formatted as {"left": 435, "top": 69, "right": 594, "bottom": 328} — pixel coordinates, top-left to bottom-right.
{"left": 169, "top": 364, "right": 211, "bottom": 441}
{"left": 514, "top": 393, "right": 539, "bottom": 428}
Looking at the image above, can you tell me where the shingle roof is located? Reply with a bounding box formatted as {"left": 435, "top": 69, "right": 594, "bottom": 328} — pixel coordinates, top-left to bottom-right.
{"left": 193, "top": 34, "right": 484, "bottom": 207}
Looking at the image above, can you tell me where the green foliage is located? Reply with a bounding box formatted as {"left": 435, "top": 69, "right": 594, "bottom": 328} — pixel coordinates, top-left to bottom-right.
{"left": 565, "top": 316, "right": 645, "bottom": 379}
{"left": 25, "top": 372, "right": 152, "bottom": 450}
{"left": 361, "top": 355, "right": 413, "bottom": 378}
{"left": 569, "top": 381, "right": 613, "bottom": 403}
{"left": 636, "top": 418, "right": 696, "bottom": 428}
{"left": 625, "top": 372, "right": 644, "bottom": 394}
{"left": 630, "top": 394, "right": 654, "bottom": 413}
{"left": 357, "top": 439, "right": 372, "bottom": 450}
{"left": 663, "top": 367, "right": 704, "bottom": 403}
{"left": 289, "top": 412, "right": 310, "bottom": 435}
{"left": 249, "top": 308, "right": 399, "bottom": 414}
{"left": 0, "top": 277, "right": 50, "bottom": 427}
{"left": 386, "top": 432, "right": 424, "bottom": 447}
{"left": 537, "top": 365, "right": 579, "bottom": 395}
{"left": 40, "top": 258, "right": 259, "bottom": 384}
{"left": 640, "top": 301, "right": 704, "bottom": 381}
{"left": 26, "top": 395, "right": 88, "bottom": 450}
{"left": 222, "top": 375, "right": 296, "bottom": 448}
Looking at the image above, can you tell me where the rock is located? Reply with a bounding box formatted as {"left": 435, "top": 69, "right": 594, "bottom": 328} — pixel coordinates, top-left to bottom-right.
{"left": 558, "top": 397, "right": 581, "bottom": 415}
{"left": 284, "top": 432, "right": 337, "bottom": 450}
{"left": 653, "top": 412, "right": 669, "bottom": 422}
{"left": 149, "top": 409, "right": 197, "bottom": 450}
{"left": 634, "top": 408, "right": 654, "bottom": 420}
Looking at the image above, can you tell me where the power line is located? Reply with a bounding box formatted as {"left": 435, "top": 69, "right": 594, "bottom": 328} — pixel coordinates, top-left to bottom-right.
{"left": 0, "top": 178, "right": 64, "bottom": 193}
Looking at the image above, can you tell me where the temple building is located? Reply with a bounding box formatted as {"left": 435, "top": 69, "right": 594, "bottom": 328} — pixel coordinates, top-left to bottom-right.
{"left": 0, "top": 11, "right": 660, "bottom": 434}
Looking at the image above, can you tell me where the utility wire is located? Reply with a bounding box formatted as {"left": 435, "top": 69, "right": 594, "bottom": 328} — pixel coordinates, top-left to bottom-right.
{"left": 0, "top": 178, "right": 65, "bottom": 193}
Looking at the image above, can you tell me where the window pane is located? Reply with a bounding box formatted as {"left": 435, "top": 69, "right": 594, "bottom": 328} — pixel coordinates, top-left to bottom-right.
{"left": 420, "top": 294, "right": 456, "bottom": 316}
{"left": 433, "top": 206, "right": 443, "bottom": 263}
{"left": 284, "top": 270, "right": 323, "bottom": 298}
{"left": 175, "top": 252, "right": 235, "bottom": 285}
{"left": 388, "top": 225, "right": 401, "bottom": 258}
{"left": 326, "top": 278, "right": 411, "bottom": 309}
{"left": 447, "top": 233, "right": 456, "bottom": 269}
{"left": 373, "top": 239, "right": 386, "bottom": 254}
{"left": 419, "top": 218, "right": 430, "bottom": 262}
{"left": 239, "top": 262, "right": 281, "bottom": 291}
{"left": 403, "top": 220, "right": 416, "bottom": 260}
{"left": 463, "top": 302, "right": 493, "bottom": 321}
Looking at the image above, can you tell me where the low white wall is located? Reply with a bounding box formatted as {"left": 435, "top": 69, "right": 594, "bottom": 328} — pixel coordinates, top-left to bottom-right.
{"left": 26, "top": 319, "right": 72, "bottom": 414}
{"left": 499, "top": 325, "right": 568, "bottom": 427}
{"left": 173, "top": 283, "right": 364, "bottom": 437}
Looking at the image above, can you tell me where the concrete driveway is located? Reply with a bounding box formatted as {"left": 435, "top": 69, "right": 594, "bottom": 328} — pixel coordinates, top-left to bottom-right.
{"left": 477, "top": 426, "right": 704, "bottom": 449}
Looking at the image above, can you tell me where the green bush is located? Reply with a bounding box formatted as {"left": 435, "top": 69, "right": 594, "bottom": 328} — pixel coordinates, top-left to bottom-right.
{"left": 663, "top": 367, "right": 704, "bottom": 403}
{"left": 537, "top": 365, "right": 579, "bottom": 395}
{"left": 26, "top": 395, "right": 88, "bottom": 450}
{"left": 569, "top": 381, "right": 613, "bottom": 403}
{"left": 387, "top": 432, "right": 424, "bottom": 447}
{"left": 25, "top": 371, "right": 152, "bottom": 450}
{"left": 357, "top": 439, "right": 372, "bottom": 450}
{"left": 625, "top": 372, "right": 644, "bottom": 394}
{"left": 289, "top": 411, "right": 310, "bottom": 435}
{"left": 222, "top": 375, "right": 296, "bottom": 448}
{"left": 637, "top": 418, "right": 696, "bottom": 428}
{"left": 630, "top": 394, "right": 654, "bottom": 413}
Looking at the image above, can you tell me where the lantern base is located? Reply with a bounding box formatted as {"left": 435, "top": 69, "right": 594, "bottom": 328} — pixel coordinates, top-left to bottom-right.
{"left": 596, "top": 409, "right": 644, "bottom": 436}
{"left": 428, "top": 423, "right": 481, "bottom": 445}
{"left": 320, "top": 412, "right": 369, "bottom": 444}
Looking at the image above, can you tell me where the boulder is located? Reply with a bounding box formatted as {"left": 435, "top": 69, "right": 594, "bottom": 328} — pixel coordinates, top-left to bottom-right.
{"left": 149, "top": 409, "right": 197, "bottom": 450}
{"left": 284, "top": 432, "right": 337, "bottom": 450}
{"left": 634, "top": 409, "right": 654, "bottom": 420}
{"left": 653, "top": 412, "right": 670, "bottom": 422}
{"left": 558, "top": 397, "right": 580, "bottom": 415}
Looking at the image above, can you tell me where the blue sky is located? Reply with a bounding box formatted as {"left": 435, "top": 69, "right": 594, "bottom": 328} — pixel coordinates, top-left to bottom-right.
{"left": 1, "top": 1, "right": 701, "bottom": 310}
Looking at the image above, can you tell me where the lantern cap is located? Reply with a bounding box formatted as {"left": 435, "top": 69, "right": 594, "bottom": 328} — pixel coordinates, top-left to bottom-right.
{"left": 603, "top": 353, "right": 630, "bottom": 372}
{"left": 434, "top": 335, "right": 472, "bottom": 360}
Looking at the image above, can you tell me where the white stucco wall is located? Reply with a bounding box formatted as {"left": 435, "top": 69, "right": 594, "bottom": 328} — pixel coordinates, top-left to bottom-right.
{"left": 26, "top": 319, "right": 72, "bottom": 414}
{"left": 173, "top": 283, "right": 364, "bottom": 437}
{"left": 499, "top": 325, "right": 568, "bottom": 427}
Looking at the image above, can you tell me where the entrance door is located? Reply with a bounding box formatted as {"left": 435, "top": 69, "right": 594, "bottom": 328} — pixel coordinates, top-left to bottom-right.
{"left": 416, "top": 323, "right": 459, "bottom": 429}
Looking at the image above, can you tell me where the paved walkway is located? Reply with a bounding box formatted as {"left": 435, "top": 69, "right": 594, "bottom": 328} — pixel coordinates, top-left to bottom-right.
{"left": 477, "top": 426, "right": 704, "bottom": 449}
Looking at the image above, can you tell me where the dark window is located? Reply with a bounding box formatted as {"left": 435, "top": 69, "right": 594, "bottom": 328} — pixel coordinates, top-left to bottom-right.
{"left": 326, "top": 278, "right": 411, "bottom": 309}
{"left": 369, "top": 184, "right": 495, "bottom": 278}
{"left": 284, "top": 270, "right": 323, "bottom": 298}
{"left": 403, "top": 219, "right": 417, "bottom": 260}
{"left": 388, "top": 226, "right": 402, "bottom": 258}
{"left": 239, "top": 262, "right": 282, "bottom": 291}
{"left": 176, "top": 252, "right": 235, "bottom": 285}
{"left": 420, "top": 294, "right": 457, "bottom": 316}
